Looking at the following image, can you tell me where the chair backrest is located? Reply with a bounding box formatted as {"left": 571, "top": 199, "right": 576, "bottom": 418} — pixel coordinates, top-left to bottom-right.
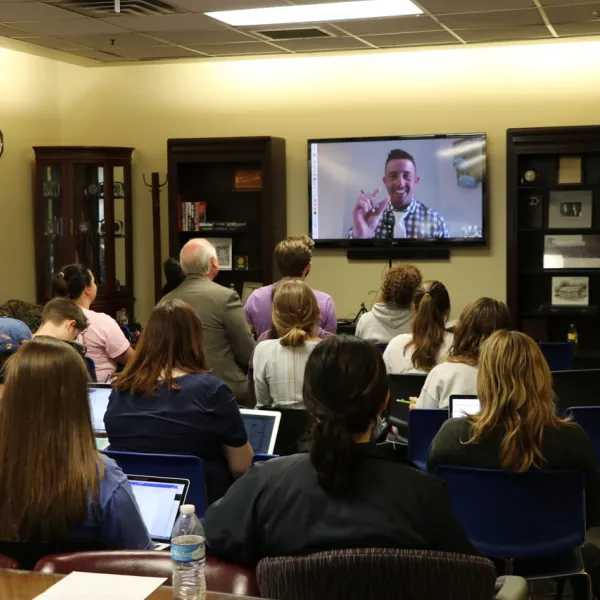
{"left": 407, "top": 409, "right": 447, "bottom": 470}
{"left": 257, "top": 548, "right": 497, "bottom": 600}
{"left": 564, "top": 406, "right": 600, "bottom": 461}
{"left": 0, "top": 553, "right": 20, "bottom": 570}
{"left": 552, "top": 369, "right": 600, "bottom": 414}
{"left": 387, "top": 374, "right": 428, "bottom": 423}
{"left": 270, "top": 408, "right": 314, "bottom": 456}
{"left": 35, "top": 552, "right": 260, "bottom": 596}
{"left": 252, "top": 454, "right": 279, "bottom": 464}
{"left": 84, "top": 356, "right": 97, "bottom": 383}
{"left": 435, "top": 466, "right": 585, "bottom": 559}
{"left": 102, "top": 450, "right": 207, "bottom": 518}
{"left": 538, "top": 342, "right": 574, "bottom": 372}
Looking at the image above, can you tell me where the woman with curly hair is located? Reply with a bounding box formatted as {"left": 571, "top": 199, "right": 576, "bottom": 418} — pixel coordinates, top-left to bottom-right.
{"left": 355, "top": 265, "right": 422, "bottom": 344}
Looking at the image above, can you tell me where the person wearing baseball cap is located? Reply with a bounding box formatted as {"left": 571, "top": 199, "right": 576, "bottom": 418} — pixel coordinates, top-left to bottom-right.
{"left": 0, "top": 317, "right": 32, "bottom": 396}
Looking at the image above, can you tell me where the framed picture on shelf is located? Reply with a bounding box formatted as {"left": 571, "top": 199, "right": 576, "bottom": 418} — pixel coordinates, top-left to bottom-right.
{"left": 210, "top": 238, "right": 233, "bottom": 271}
{"left": 544, "top": 234, "right": 600, "bottom": 269}
{"left": 548, "top": 190, "right": 593, "bottom": 229}
{"left": 242, "top": 281, "right": 262, "bottom": 305}
{"left": 551, "top": 276, "right": 589, "bottom": 307}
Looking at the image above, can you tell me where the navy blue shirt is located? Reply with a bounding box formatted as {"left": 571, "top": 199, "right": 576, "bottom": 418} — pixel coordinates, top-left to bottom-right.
{"left": 104, "top": 373, "right": 248, "bottom": 504}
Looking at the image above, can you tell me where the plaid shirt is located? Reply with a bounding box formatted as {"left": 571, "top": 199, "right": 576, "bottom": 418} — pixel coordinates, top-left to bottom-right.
{"left": 352, "top": 198, "right": 449, "bottom": 240}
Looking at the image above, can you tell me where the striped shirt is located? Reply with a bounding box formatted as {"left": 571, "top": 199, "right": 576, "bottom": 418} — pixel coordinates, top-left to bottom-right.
{"left": 252, "top": 339, "right": 320, "bottom": 409}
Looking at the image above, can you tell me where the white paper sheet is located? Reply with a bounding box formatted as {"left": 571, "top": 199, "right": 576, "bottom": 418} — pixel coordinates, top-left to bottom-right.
{"left": 34, "top": 571, "right": 167, "bottom": 600}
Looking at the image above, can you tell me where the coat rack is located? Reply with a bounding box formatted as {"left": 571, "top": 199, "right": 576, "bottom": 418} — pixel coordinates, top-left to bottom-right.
{"left": 143, "top": 172, "right": 168, "bottom": 304}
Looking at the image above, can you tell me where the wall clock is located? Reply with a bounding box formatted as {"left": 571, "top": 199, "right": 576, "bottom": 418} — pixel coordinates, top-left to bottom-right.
{"left": 0, "top": 131, "right": 3, "bottom": 158}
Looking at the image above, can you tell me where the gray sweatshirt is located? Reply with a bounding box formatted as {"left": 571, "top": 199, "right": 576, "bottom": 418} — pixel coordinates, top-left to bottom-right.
{"left": 355, "top": 303, "right": 412, "bottom": 345}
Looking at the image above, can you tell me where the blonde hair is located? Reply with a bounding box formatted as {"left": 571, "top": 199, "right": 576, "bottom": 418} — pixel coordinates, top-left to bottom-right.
{"left": 448, "top": 297, "right": 510, "bottom": 366}
{"left": 380, "top": 265, "right": 422, "bottom": 308}
{"left": 272, "top": 280, "right": 320, "bottom": 347}
{"left": 467, "top": 330, "right": 573, "bottom": 472}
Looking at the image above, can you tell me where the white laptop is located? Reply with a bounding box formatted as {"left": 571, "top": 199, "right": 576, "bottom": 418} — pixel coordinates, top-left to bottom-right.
{"left": 128, "top": 474, "right": 189, "bottom": 545}
{"left": 449, "top": 395, "right": 481, "bottom": 419}
{"left": 240, "top": 409, "right": 281, "bottom": 455}
{"left": 88, "top": 383, "right": 112, "bottom": 444}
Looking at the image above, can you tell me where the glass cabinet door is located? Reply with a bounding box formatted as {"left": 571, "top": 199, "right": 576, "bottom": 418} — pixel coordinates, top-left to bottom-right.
{"left": 113, "top": 165, "right": 128, "bottom": 294}
{"left": 41, "top": 164, "right": 64, "bottom": 297}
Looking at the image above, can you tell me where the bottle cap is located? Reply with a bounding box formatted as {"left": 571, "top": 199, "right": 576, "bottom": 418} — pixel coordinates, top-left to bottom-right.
{"left": 180, "top": 504, "right": 195, "bottom": 515}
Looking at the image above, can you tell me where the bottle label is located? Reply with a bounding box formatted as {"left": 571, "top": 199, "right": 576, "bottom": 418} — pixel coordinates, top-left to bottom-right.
{"left": 568, "top": 333, "right": 578, "bottom": 343}
{"left": 171, "top": 541, "right": 205, "bottom": 562}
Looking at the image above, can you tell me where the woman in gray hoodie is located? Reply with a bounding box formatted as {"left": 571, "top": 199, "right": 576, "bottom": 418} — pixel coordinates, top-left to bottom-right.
{"left": 355, "top": 265, "right": 422, "bottom": 345}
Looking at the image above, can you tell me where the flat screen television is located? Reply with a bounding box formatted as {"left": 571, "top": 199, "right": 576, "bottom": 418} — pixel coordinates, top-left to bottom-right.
{"left": 308, "top": 133, "right": 487, "bottom": 248}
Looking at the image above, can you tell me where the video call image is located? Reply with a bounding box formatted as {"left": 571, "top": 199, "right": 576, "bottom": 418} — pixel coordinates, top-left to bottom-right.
{"left": 310, "top": 136, "right": 486, "bottom": 241}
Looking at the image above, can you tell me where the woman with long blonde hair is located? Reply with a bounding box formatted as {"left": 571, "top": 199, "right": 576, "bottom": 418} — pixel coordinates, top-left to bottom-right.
{"left": 0, "top": 337, "right": 152, "bottom": 548}
{"left": 253, "top": 279, "right": 322, "bottom": 409}
{"left": 428, "top": 329, "right": 600, "bottom": 524}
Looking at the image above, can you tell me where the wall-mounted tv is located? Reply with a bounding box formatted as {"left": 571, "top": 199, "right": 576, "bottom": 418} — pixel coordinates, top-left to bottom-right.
{"left": 308, "top": 133, "right": 487, "bottom": 248}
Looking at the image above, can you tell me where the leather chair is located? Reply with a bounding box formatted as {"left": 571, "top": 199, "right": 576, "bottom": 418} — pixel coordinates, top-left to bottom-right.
{"left": 0, "top": 553, "right": 20, "bottom": 570}
{"left": 34, "top": 551, "right": 260, "bottom": 596}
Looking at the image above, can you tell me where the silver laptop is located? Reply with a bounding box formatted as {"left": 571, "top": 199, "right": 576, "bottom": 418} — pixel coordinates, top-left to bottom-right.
{"left": 128, "top": 474, "right": 189, "bottom": 544}
{"left": 449, "top": 395, "right": 481, "bottom": 419}
{"left": 240, "top": 409, "right": 281, "bottom": 455}
{"left": 88, "top": 383, "right": 112, "bottom": 439}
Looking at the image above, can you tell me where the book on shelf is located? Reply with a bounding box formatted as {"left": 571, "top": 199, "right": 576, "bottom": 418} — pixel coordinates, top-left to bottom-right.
{"left": 178, "top": 199, "right": 207, "bottom": 232}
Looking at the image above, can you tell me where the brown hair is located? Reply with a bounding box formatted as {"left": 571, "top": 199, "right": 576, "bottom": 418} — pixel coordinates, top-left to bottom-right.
{"left": 42, "top": 298, "right": 89, "bottom": 332}
{"left": 274, "top": 236, "right": 313, "bottom": 278}
{"left": 113, "top": 299, "right": 209, "bottom": 396}
{"left": 0, "top": 336, "right": 100, "bottom": 541}
{"left": 52, "top": 264, "right": 93, "bottom": 300}
{"left": 272, "top": 280, "right": 320, "bottom": 347}
{"left": 405, "top": 280, "right": 450, "bottom": 371}
{"left": 448, "top": 298, "right": 510, "bottom": 366}
{"left": 467, "top": 330, "right": 573, "bottom": 472}
{"left": 380, "top": 265, "right": 422, "bottom": 308}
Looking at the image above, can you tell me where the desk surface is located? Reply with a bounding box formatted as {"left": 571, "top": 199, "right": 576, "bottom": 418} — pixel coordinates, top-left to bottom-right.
{"left": 0, "top": 570, "right": 262, "bottom": 600}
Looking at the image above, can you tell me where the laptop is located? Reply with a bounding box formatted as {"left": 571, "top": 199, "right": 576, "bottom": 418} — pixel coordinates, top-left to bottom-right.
{"left": 88, "top": 383, "right": 112, "bottom": 448}
{"left": 449, "top": 395, "right": 481, "bottom": 419}
{"left": 128, "top": 474, "right": 189, "bottom": 548}
{"left": 240, "top": 409, "right": 281, "bottom": 455}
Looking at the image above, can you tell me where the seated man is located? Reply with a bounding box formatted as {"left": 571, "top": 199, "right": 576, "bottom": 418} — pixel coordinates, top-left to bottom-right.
{"left": 0, "top": 317, "right": 32, "bottom": 397}
{"left": 245, "top": 235, "right": 337, "bottom": 338}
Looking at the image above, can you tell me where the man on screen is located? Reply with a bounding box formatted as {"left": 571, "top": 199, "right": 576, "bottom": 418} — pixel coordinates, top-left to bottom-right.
{"left": 349, "top": 149, "right": 448, "bottom": 239}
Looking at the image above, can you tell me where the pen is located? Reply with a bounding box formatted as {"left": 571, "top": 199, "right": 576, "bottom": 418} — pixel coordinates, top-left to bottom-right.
{"left": 396, "top": 399, "right": 413, "bottom": 405}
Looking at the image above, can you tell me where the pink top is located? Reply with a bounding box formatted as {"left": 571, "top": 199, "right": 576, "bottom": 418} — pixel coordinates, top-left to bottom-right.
{"left": 80, "top": 308, "right": 130, "bottom": 383}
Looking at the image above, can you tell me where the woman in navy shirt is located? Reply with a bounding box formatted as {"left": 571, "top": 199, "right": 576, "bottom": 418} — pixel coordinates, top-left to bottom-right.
{"left": 0, "top": 336, "right": 151, "bottom": 549}
{"left": 106, "top": 299, "right": 253, "bottom": 504}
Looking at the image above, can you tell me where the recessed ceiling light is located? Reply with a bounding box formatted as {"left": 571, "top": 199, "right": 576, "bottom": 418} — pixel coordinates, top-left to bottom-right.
{"left": 205, "top": 0, "right": 423, "bottom": 27}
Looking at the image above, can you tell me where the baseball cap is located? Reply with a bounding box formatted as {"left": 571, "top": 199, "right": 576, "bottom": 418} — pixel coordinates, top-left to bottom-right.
{"left": 0, "top": 318, "right": 32, "bottom": 355}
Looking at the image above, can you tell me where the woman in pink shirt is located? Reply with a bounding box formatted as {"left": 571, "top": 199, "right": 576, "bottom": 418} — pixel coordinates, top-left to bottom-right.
{"left": 52, "top": 265, "right": 134, "bottom": 382}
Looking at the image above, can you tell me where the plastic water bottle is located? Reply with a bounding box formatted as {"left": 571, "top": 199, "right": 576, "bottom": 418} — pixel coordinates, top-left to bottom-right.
{"left": 171, "top": 505, "right": 206, "bottom": 600}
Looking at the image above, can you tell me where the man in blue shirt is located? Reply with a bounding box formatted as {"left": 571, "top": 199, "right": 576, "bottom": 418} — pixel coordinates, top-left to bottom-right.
{"left": 350, "top": 149, "right": 448, "bottom": 240}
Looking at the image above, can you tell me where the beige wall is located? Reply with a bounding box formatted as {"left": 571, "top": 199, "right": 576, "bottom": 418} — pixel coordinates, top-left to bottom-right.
{"left": 3, "top": 36, "right": 600, "bottom": 323}
{"left": 0, "top": 45, "right": 61, "bottom": 305}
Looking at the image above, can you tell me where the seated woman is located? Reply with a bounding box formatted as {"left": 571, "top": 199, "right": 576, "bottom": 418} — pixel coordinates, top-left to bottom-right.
{"left": 52, "top": 265, "right": 133, "bottom": 383}
{"left": 416, "top": 297, "right": 510, "bottom": 409}
{"left": 383, "top": 280, "right": 452, "bottom": 375}
{"left": 0, "top": 337, "right": 152, "bottom": 549}
{"left": 355, "top": 265, "right": 422, "bottom": 345}
{"left": 253, "top": 280, "right": 322, "bottom": 409}
{"left": 105, "top": 299, "right": 254, "bottom": 505}
{"left": 204, "top": 335, "right": 476, "bottom": 567}
{"left": 162, "top": 257, "right": 185, "bottom": 297}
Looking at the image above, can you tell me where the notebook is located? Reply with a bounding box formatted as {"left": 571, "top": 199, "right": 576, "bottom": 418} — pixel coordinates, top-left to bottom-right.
{"left": 240, "top": 409, "right": 281, "bottom": 455}
{"left": 449, "top": 395, "right": 481, "bottom": 419}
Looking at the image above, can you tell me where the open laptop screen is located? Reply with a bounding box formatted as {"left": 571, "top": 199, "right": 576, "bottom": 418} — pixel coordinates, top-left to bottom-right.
{"left": 129, "top": 476, "right": 189, "bottom": 543}
{"left": 449, "top": 395, "right": 481, "bottom": 419}
{"left": 88, "top": 384, "right": 112, "bottom": 435}
{"left": 240, "top": 409, "right": 281, "bottom": 455}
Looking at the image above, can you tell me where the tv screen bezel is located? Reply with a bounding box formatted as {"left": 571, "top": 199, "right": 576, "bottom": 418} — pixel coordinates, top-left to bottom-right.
{"left": 307, "top": 133, "right": 488, "bottom": 249}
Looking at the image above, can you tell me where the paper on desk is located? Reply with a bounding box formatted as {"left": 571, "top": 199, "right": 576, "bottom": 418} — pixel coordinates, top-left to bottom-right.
{"left": 34, "top": 571, "right": 167, "bottom": 600}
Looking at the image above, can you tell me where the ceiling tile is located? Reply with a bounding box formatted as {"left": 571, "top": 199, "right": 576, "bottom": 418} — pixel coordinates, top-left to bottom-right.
{"left": 187, "top": 41, "right": 283, "bottom": 55}
{"left": 544, "top": 4, "right": 600, "bottom": 23}
{"left": 539, "top": 0, "right": 600, "bottom": 5}
{"left": 166, "top": 0, "right": 287, "bottom": 12}
{"left": 67, "top": 47, "right": 127, "bottom": 61}
{"left": 459, "top": 25, "right": 553, "bottom": 42}
{"left": 0, "top": 22, "right": 35, "bottom": 35}
{"left": 554, "top": 20, "right": 600, "bottom": 34}
{"left": 15, "top": 17, "right": 126, "bottom": 35}
{"left": 0, "top": 1, "right": 78, "bottom": 22}
{"left": 101, "top": 13, "right": 224, "bottom": 32}
{"left": 418, "top": 0, "right": 535, "bottom": 14}
{"left": 438, "top": 9, "right": 545, "bottom": 29}
{"left": 66, "top": 32, "right": 169, "bottom": 49}
{"left": 114, "top": 45, "right": 203, "bottom": 59}
{"left": 275, "top": 36, "right": 371, "bottom": 52}
{"left": 148, "top": 28, "right": 254, "bottom": 45}
{"left": 334, "top": 15, "right": 442, "bottom": 35}
{"left": 361, "top": 30, "right": 457, "bottom": 47}
{"left": 21, "top": 35, "right": 85, "bottom": 49}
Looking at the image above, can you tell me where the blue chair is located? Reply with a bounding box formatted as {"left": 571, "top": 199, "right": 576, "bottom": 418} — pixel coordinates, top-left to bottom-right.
{"left": 564, "top": 406, "right": 600, "bottom": 461}
{"left": 407, "top": 409, "right": 447, "bottom": 471}
{"left": 102, "top": 450, "right": 208, "bottom": 518}
{"left": 84, "top": 356, "right": 97, "bottom": 382}
{"left": 252, "top": 454, "right": 279, "bottom": 464}
{"left": 119, "top": 325, "right": 132, "bottom": 341}
{"left": 538, "top": 342, "right": 574, "bottom": 372}
{"left": 435, "top": 466, "right": 590, "bottom": 590}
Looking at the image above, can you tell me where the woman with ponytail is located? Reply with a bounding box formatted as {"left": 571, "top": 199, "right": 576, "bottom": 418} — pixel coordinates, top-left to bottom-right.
{"left": 383, "top": 280, "right": 452, "bottom": 374}
{"left": 205, "top": 335, "right": 475, "bottom": 567}
{"left": 252, "top": 279, "right": 322, "bottom": 409}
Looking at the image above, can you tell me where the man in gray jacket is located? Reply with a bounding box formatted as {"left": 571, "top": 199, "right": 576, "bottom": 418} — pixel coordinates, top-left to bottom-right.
{"left": 162, "top": 238, "right": 255, "bottom": 406}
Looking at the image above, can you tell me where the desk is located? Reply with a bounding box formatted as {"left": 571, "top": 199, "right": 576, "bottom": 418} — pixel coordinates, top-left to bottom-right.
{"left": 0, "top": 570, "right": 263, "bottom": 600}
